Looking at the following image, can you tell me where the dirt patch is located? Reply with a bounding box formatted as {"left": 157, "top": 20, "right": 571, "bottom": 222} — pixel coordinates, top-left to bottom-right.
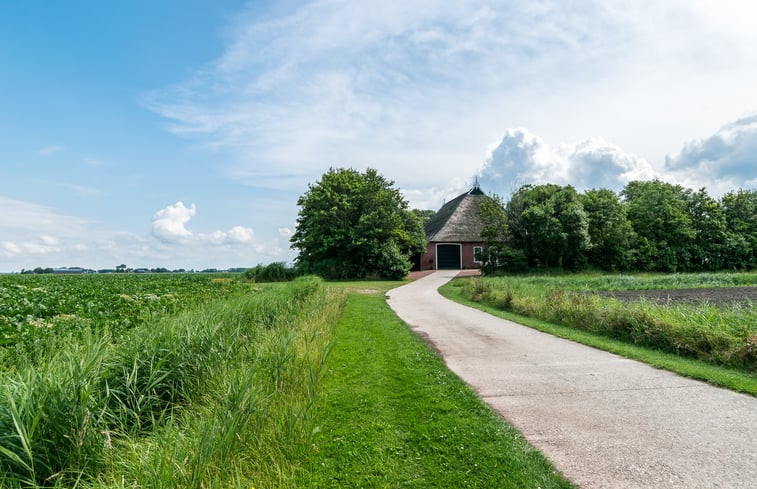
{"left": 407, "top": 270, "right": 436, "bottom": 281}
{"left": 597, "top": 286, "right": 757, "bottom": 305}
{"left": 354, "top": 289, "right": 380, "bottom": 294}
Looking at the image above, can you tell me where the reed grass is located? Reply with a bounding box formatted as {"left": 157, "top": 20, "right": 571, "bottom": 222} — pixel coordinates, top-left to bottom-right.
{"left": 0, "top": 276, "right": 344, "bottom": 488}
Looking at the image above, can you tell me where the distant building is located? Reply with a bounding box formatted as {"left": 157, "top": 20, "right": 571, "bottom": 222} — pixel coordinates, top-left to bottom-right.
{"left": 53, "top": 267, "right": 87, "bottom": 274}
{"left": 416, "top": 184, "right": 487, "bottom": 271}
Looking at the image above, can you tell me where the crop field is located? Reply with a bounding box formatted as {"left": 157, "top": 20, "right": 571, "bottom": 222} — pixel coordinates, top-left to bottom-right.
{"left": 452, "top": 272, "right": 757, "bottom": 373}
{"left": 0, "top": 273, "right": 250, "bottom": 351}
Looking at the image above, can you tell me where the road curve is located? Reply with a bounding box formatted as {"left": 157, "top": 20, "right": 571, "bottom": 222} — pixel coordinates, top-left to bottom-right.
{"left": 386, "top": 270, "right": 757, "bottom": 489}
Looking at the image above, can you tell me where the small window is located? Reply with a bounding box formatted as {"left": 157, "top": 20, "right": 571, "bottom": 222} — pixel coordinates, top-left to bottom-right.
{"left": 473, "top": 246, "right": 483, "bottom": 263}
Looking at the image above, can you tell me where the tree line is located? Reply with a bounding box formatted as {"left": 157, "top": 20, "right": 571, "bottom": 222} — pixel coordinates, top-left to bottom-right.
{"left": 479, "top": 180, "right": 757, "bottom": 273}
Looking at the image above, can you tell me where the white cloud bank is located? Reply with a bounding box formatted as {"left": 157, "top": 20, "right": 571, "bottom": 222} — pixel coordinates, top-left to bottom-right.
{"left": 151, "top": 201, "right": 256, "bottom": 245}
{"left": 664, "top": 115, "right": 757, "bottom": 195}
{"left": 146, "top": 0, "right": 757, "bottom": 200}
{"left": 0, "top": 196, "right": 285, "bottom": 271}
{"left": 477, "top": 128, "right": 655, "bottom": 194}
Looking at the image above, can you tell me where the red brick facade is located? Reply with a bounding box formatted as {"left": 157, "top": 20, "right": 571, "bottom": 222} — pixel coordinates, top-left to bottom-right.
{"left": 419, "top": 242, "right": 483, "bottom": 271}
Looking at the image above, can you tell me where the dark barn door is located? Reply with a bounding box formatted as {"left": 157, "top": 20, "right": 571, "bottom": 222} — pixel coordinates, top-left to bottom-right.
{"left": 437, "top": 244, "right": 461, "bottom": 269}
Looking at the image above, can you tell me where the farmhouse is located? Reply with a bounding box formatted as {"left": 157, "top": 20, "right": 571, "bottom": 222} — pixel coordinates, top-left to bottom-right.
{"left": 416, "top": 184, "right": 487, "bottom": 270}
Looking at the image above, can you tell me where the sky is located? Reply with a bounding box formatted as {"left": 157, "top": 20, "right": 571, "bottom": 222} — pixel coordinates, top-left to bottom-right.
{"left": 2, "top": 0, "right": 757, "bottom": 272}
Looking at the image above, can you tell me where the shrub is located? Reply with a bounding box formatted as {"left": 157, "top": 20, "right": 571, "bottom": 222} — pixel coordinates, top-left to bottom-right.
{"left": 244, "top": 262, "right": 301, "bottom": 282}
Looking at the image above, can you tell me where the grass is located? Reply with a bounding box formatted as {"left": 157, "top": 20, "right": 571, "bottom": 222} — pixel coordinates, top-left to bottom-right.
{"left": 455, "top": 273, "right": 757, "bottom": 371}
{"left": 440, "top": 278, "right": 757, "bottom": 397}
{"left": 299, "top": 284, "right": 573, "bottom": 488}
{"left": 0, "top": 276, "right": 344, "bottom": 488}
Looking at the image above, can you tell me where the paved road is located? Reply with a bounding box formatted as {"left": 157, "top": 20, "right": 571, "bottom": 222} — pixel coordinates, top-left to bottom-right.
{"left": 386, "top": 270, "right": 757, "bottom": 489}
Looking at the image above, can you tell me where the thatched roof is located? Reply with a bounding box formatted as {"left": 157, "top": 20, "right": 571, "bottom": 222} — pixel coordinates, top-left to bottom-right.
{"left": 425, "top": 186, "right": 486, "bottom": 242}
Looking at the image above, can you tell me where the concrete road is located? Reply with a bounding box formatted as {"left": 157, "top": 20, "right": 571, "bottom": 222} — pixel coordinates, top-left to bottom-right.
{"left": 386, "top": 270, "right": 757, "bottom": 489}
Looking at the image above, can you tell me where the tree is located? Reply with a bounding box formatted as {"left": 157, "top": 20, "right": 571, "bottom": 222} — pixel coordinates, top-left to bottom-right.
{"left": 411, "top": 209, "right": 436, "bottom": 228}
{"left": 685, "top": 188, "right": 727, "bottom": 270}
{"left": 721, "top": 189, "right": 757, "bottom": 269}
{"left": 507, "top": 184, "right": 591, "bottom": 269}
{"left": 476, "top": 194, "right": 526, "bottom": 273}
{"left": 621, "top": 180, "right": 695, "bottom": 271}
{"left": 291, "top": 168, "right": 425, "bottom": 279}
{"left": 580, "top": 188, "right": 634, "bottom": 270}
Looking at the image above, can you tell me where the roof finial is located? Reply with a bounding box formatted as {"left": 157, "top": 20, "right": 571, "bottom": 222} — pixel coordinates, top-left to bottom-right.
{"left": 468, "top": 175, "right": 484, "bottom": 195}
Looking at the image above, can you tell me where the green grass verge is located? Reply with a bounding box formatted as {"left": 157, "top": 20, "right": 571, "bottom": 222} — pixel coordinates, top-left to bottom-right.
{"left": 300, "top": 287, "right": 573, "bottom": 488}
{"left": 439, "top": 280, "right": 757, "bottom": 397}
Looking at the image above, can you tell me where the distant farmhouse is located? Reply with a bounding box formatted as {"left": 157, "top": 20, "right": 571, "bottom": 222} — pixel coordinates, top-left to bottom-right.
{"left": 416, "top": 184, "right": 487, "bottom": 271}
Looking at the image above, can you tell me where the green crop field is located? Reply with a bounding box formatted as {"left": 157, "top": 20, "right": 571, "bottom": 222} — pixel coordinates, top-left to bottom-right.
{"left": 0, "top": 273, "right": 251, "bottom": 356}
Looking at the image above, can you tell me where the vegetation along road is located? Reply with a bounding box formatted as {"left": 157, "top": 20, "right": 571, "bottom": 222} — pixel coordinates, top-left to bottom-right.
{"left": 387, "top": 271, "right": 757, "bottom": 489}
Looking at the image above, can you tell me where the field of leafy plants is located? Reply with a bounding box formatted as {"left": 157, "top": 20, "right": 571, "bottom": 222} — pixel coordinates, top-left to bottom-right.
{"left": 0, "top": 273, "right": 250, "bottom": 352}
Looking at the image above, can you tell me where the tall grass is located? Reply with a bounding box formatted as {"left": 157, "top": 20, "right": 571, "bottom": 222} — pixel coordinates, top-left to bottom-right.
{"left": 460, "top": 274, "right": 757, "bottom": 371}
{"left": 0, "top": 276, "right": 343, "bottom": 488}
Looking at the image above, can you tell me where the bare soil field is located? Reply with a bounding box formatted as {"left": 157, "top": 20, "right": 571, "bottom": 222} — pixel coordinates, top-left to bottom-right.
{"left": 598, "top": 286, "right": 757, "bottom": 305}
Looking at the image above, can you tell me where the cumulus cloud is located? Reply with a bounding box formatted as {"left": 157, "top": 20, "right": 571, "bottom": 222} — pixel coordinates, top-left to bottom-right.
{"left": 478, "top": 128, "right": 655, "bottom": 194}
{"left": 152, "top": 202, "right": 196, "bottom": 241}
{"left": 227, "top": 225, "right": 255, "bottom": 243}
{"left": 664, "top": 114, "right": 757, "bottom": 194}
{"left": 0, "top": 236, "right": 61, "bottom": 257}
{"left": 151, "top": 201, "right": 255, "bottom": 245}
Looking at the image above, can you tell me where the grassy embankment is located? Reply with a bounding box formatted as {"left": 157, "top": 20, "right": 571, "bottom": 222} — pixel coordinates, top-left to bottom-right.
{"left": 0, "top": 276, "right": 342, "bottom": 488}
{"left": 440, "top": 272, "right": 757, "bottom": 396}
{"left": 299, "top": 281, "right": 573, "bottom": 488}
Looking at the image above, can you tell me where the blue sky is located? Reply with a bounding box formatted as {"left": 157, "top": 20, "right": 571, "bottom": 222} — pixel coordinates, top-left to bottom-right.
{"left": 2, "top": 0, "right": 757, "bottom": 272}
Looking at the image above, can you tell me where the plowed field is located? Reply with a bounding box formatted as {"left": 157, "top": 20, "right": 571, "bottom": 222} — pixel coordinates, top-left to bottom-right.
{"left": 598, "top": 286, "right": 757, "bottom": 305}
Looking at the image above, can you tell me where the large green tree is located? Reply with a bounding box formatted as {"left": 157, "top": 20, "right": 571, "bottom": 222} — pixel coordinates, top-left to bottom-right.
{"left": 290, "top": 168, "right": 425, "bottom": 279}
{"left": 685, "top": 188, "right": 727, "bottom": 270}
{"left": 721, "top": 189, "right": 757, "bottom": 269}
{"left": 580, "top": 188, "right": 634, "bottom": 271}
{"left": 622, "top": 180, "right": 695, "bottom": 271}
{"left": 507, "top": 184, "right": 591, "bottom": 269}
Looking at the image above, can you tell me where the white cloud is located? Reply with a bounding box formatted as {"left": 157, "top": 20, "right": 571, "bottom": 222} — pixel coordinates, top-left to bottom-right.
{"left": 278, "top": 227, "right": 293, "bottom": 238}
{"left": 145, "top": 0, "right": 634, "bottom": 192}
{"left": 0, "top": 196, "right": 89, "bottom": 234}
{"left": 0, "top": 196, "right": 281, "bottom": 272}
{"left": 478, "top": 128, "right": 655, "bottom": 194}
{"left": 144, "top": 0, "right": 757, "bottom": 202}
{"left": 227, "top": 225, "right": 255, "bottom": 243}
{"left": 152, "top": 201, "right": 197, "bottom": 241}
{"left": 664, "top": 114, "right": 757, "bottom": 195}
{"left": 151, "top": 201, "right": 256, "bottom": 246}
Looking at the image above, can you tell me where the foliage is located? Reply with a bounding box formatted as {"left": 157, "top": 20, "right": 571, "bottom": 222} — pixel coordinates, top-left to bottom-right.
{"left": 456, "top": 273, "right": 757, "bottom": 372}
{"left": 722, "top": 189, "right": 757, "bottom": 269}
{"left": 290, "top": 168, "right": 425, "bottom": 280}
{"left": 507, "top": 184, "right": 591, "bottom": 270}
{"left": 410, "top": 208, "right": 436, "bottom": 228}
{"left": 580, "top": 188, "right": 633, "bottom": 270}
{"left": 475, "top": 179, "right": 756, "bottom": 273}
{"left": 243, "top": 262, "right": 301, "bottom": 282}
{"left": 622, "top": 180, "right": 695, "bottom": 271}
{"left": 0, "top": 276, "right": 343, "bottom": 487}
{"left": 0, "top": 273, "right": 247, "bottom": 355}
